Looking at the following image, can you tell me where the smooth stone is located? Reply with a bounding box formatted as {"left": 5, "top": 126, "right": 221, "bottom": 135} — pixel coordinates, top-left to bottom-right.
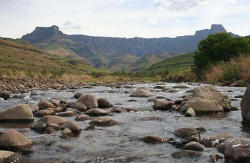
{"left": 61, "top": 128, "right": 74, "bottom": 138}
{"left": 45, "top": 127, "right": 56, "bottom": 134}
{"left": 89, "top": 117, "right": 120, "bottom": 127}
{"left": 31, "top": 121, "right": 47, "bottom": 132}
{"left": 38, "top": 115, "right": 65, "bottom": 126}
{"left": 77, "top": 94, "right": 98, "bottom": 109}
{"left": 47, "top": 123, "right": 61, "bottom": 130}
{"left": 0, "top": 91, "right": 10, "bottom": 100}
{"left": 171, "top": 150, "right": 201, "bottom": 159}
{"left": 0, "top": 104, "right": 34, "bottom": 123}
{"left": 153, "top": 100, "right": 172, "bottom": 111}
{"left": 0, "top": 130, "right": 32, "bottom": 150}
{"left": 85, "top": 108, "right": 110, "bottom": 117}
{"left": 174, "top": 128, "right": 202, "bottom": 138}
{"left": 97, "top": 98, "right": 113, "bottom": 108}
{"left": 74, "top": 92, "right": 83, "bottom": 99}
{"left": 141, "top": 136, "right": 168, "bottom": 144}
{"left": 130, "top": 88, "right": 154, "bottom": 98}
{"left": 38, "top": 100, "right": 55, "bottom": 110}
{"left": 34, "top": 108, "right": 55, "bottom": 117}
{"left": 0, "top": 150, "right": 25, "bottom": 163}
{"left": 56, "top": 111, "right": 75, "bottom": 117}
{"left": 61, "top": 121, "right": 81, "bottom": 133}
{"left": 75, "top": 114, "right": 90, "bottom": 121}
{"left": 182, "top": 141, "right": 206, "bottom": 151}
{"left": 185, "top": 108, "right": 196, "bottom": 117}
{"left": 73, "top": 102, "right": 87, "bottom": 112}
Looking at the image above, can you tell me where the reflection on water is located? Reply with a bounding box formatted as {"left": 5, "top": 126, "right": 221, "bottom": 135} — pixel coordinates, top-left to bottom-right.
{"left": 0, "top": 83, "right": 247, "bottom": 163}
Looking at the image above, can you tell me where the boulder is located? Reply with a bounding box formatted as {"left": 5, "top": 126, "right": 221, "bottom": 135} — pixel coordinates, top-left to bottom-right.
{"left": 241, "top": 84, "right": 250, "bottom": 123}
{"left": 191, "top": 86, "right": 231, "bottom": 111}
{"left": 0, "top": 150, "right": 25, "bottom": 163}
{"left": 130, "top": 88, "right": 154, "bottom": 98}
{"left": 31, "top": 121, "right": 47, "bottom": 132}
{"left": 153, "top": 101, "right": 172, "bottom": 111}
{"left": 0, "top": 130, "right": 32, "bottom": 150}
{"left": 0, "top": 104, "right": 34, "bottom": 122}
{"left": 180, "top": 98, "right": 223, "bottom": 113}
{"left": 61, "top": 121, "right": 81, "bottom": 133}
{"left": 182, "top": 141, "right": 206, "bottom": 151}
{"left": 38, "top": 115, "right": 65, "bottom": 125}
{"left": 47, "top": 123, "right": 61, "bottom": 130}
{"left": 89, "top": 117, "right": 120, "bottom": 127}
{"left": 97, "top": 98, "right": 113, "bottom": 108}
{"left": 73, "top": 102, "right": 87, "bottom": 112}
{"left": 38, "top": 100, "right": 55, "bottom": 110}
{"left": 141, "top": 136, "right": 168, "bottom": 144}
{"left": 61, "top": 128, "right": 74, "bottom": 138}
{"left": 85, "top": 108, "right": 110, "bottom": 117}
{"left": 224, "top": 141, "right": 250, "bottom": 162}
{"left": 48, "top": 99, "right": 60, "bottom": 107}
{"left": 185, "top": 108, "right": 196, "bottom": 117}
{"left": 77, "top": 94, "right": 98, "bottom": 109}
{"left": 74, "top": 92, "right": 83, "bottom": 99}
{"left": 0, "top": 91, "right": 10, "bottom": 100}
{"left": 75, "top": 114, "right": 90, "bottom": 121}
{"left": 45, "top": 127, "right": 56, "bottom": 134}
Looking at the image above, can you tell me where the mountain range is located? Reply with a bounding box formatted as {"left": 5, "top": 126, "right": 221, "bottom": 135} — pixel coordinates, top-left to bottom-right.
{"left": 21, "top": 24, "right": 236, "bottom": 71}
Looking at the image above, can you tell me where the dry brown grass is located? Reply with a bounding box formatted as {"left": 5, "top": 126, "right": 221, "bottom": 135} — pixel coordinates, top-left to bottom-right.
{"left": 206, "top": 55, "right": 250, "bottom": 85}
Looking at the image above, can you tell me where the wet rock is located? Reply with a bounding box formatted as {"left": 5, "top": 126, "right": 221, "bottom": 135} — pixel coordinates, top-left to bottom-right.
{"left": 34, "top": 108, "right": 55, "bottom": 117}
{"left": 29, "top": 104, "right": 39, "bottom": 113}
{"left": 190, "top": 86, "right": 231, "bottom": 111}
{"left": 54, "top": 107, "right": 63, "bottom": 112}
{"left": 61, "top": 121, "right": 81, "bottom": 133}
{"left": 156, "top": 96, "right": 166, "bottom": 99}
{"left": 0, "top": 130, "right": 32, "bottom": 150}
{"left": 174, "top": 99, "right": 183, "bottom": 105}
{"left": 73, "top": 102, "right": 87, "bottom": 112}
{"left": 89, "top": 117, "right": 120, "bottom": 127}
{"left": 210, "top": 154, "right": 223, "bottom": 163}
{"left": 38, "top": 100, "right": 55, "bottom": 110}
{"left": 182, "top": 141, "right": 205, "bottom": 151}
{"left": 139, "top": 116, "right": 162, "bottom": 121}
{"left": 75, "top": 114, "right": 90, "bottom": 121}
{"left": 48, "top": 99, "right": 60, "bottom": 107}
{"left": 39, "top": 115, "right": 65, "bottom": 126}
{"left": 224, "top": 142, "right": 250, "bottom": 162}
{"left": 97, "top": 98, "right": 113, "bottom": 108}
{"left": 61, "top": 128, "right": 74, "bottom": 138}
{"left": 174, "top": 128, "right": 203, "bottom": 138}
{"left": 0, "top": 104, "right": 34, "bottom": 122}
{"left": 130, "top": 88, "right": 154, "bottom": 98}
{"left": 31, "top": 121, "right": 47, "bottom": 132}
{"left": 201, "top": 134, "right": 235, "bottom": 148}
{"left": 0, "top": 150, "right": 25, "bottom": 163}
{"left": 0, "top": 91, "right": 10, "bottom": 100}
{"left": 77, "top": 94, "right": 98, "bottom": 109}
{"left": 86, "top": 108, "right": 110, "bottom": 117}
{"left": 74, "top": 92, "right": 83, "bottom": 99}
{"left": 56, "top": 111, "right": 75, "bottom": 117}
{"left": 147, "top": 98, "right": 157, "bottom": 103}
{"left": 185, "top": 108, "right": 196, "bottom": 117}
{"left": 241, "top": 84, "right": 250, "bottom": 123}
{"left": 171, "top": 150, "right": 201, "bottom": 159}
{"left": 153, "top": 101, "right": 172, "bottom": 111}
{"left": 47, "top": 123, "right": 61, "bottom": 130}
{"left": 180, "top": 98, "right": 223, "bottom": 114}
{"left": 45, "top": 127, "right": 56, "bottom": 134}
{"left": 141, "top": 136, "right": 168, "bottom": 144}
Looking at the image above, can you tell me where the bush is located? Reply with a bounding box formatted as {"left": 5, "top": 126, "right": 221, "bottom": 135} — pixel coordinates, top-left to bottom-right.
{"left": 194, "top": 33, "right": 250, "bottom": 79}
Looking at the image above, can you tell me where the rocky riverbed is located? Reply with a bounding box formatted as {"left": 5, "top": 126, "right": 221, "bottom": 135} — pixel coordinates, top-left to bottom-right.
{"left": 0, "top": 83, "right": 249, "bottom": 163}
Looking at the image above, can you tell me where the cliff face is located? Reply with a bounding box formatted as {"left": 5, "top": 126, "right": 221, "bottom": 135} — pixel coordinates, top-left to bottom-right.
{"left": 21, "top": 24, "right": 234, "bottom": 69}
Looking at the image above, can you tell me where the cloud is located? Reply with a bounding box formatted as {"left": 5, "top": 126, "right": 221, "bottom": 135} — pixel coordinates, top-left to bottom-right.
{"left": 147, "top": 17, "right": 171, "bottom": 25}
{"left": 63, "top": 19, "right": 86, "bottom": 30}
{"left": 153, "top": 0, "right": 209, "bottom": 11}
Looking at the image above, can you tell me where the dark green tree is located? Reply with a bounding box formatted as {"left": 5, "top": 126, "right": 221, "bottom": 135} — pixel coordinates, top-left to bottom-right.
{"left": 193, "top": 33, "right": 250, "bottom": 78}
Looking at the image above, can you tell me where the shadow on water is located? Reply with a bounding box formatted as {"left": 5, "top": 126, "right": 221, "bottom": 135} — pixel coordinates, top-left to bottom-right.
{"left": 0, "top": 122, "right": 33, "bottom": 128}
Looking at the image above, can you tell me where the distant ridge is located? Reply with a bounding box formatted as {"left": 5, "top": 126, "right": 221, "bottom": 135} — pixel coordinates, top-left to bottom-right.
{"left": 22, "top": 24, "right": 237, "bottom": 70}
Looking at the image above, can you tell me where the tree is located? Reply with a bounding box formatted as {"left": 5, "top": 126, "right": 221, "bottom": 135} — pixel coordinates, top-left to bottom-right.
{"left": 193, "top": 33, "right": 250, "bottom": 78}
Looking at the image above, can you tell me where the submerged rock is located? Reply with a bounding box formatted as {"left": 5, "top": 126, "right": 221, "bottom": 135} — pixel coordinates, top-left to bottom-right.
{"left": 0, "top": 104, "right": 34, "bottom": 122}
{"left": 0, "top": 130, "right": 32, "bottom": 150}
{"left": 89, "top": 117, "right": 120, "bottom": 127}
{"left": 130, "top": 88, "right": 154, "bottom": 98}
{"left": 86, "top": 108, "right": 110, "bottom": 117}
{"left": 0, "top": 150, "right": 25, "bottom": 163}
{"left": 171, "top": 150, "right": 201, "bottom": 159}
{"left": 174, "top": 128, "right": 204, "bottom": 138}
{"left": 77, "top": 94, "right": 98, "bottom": 109}
{"left": 31, "top": 121, "right": 47, "bottom": 132}
{"left": 141, "top": 136, "right": 168, "bottom": 144}
{"left": 0, "top": 91, "right": 10, "bottom": 100}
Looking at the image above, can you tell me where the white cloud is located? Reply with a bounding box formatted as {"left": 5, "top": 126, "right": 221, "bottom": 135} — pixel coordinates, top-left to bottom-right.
{"left": 147, "top": 17, "right": 171, "bottom": 25}
{"left": 63, "top": 19, "right": 86, "bottom": 30}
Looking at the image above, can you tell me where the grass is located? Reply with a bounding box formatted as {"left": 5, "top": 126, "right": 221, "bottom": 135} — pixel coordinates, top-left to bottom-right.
{"left": 205, "top": 55, "right": 250, "bottom": 86}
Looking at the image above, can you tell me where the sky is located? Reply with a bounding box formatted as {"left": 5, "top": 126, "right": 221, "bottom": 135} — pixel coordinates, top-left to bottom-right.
{"left": 0, "top": 0, "right": 250, "bottom": 38}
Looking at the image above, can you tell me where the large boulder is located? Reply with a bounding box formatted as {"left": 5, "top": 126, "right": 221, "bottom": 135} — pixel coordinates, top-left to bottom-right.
{"left": 130, "top": 88, "right": 154, "bottom": 98}
{"left": 180, "top": 98, "right": 223, "bottom": 113}
{"left": 0, "top": 130, "right": 32, "bottom": 150}
{"left": 38, "top": 100, "right": 55, "bottom": 110}
{"left": 77, "top": 94, "right": 98, "bottom": 109}
{"left": 0, "top": 91, "right": 10, "bottom": 100}
{"left": 190, "top": 86, "right": 231, "bottom": 111}
{"left": 0, "top": 150, "right": 25, "bottom": 163}
{"left": 241, "top": 84, "right": 250, "bottom": 123}
{"left": 38, "top": 115, "right": 65, "bottom": 125}
{"left": 0, "top": 104, "right": 34, "bottom": 122}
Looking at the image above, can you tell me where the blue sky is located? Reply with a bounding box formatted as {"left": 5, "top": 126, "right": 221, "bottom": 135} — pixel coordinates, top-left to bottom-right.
{"left": 0, "top": 0, "right": 250, "bottom": 38}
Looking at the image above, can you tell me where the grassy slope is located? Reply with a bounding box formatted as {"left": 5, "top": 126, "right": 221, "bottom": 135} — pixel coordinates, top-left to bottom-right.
{"left": 0, "top": 38, "right": 107, "bottom": 77}
{"left": 146, "top": 53, "right": 195, "bottom": 75}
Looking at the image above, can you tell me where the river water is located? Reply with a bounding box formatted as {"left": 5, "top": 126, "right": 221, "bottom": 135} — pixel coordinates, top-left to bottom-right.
{"left": 0, "top": 83, "right": 248, "bottom": 163}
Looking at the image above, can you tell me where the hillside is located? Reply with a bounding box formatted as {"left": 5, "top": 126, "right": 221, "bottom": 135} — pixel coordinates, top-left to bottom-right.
{"left": 147, "top": 53, "right": 195, "bottom": 75}
{"left": 21, "top": 25, "right": 236, "bottom": 70}
{"left": 0, "top": 37, "right": 103, "bottom": 77}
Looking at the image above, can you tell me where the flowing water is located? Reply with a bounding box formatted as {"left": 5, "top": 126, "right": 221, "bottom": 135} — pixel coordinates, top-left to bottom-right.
{"left": 0, "top": 83, "right": 248, "bottom": 163}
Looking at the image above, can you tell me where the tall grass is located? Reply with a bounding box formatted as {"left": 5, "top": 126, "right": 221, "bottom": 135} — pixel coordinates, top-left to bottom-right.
{"left": 206, "top": 55, "right": 250, "bottom": 85}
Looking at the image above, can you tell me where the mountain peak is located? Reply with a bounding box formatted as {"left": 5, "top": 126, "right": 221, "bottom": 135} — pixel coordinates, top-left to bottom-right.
{"left": 210, "top": 24, "right": 227, "bottom": 34}
{"left": 22, "top": 25, "right": 64, "bottom": 43}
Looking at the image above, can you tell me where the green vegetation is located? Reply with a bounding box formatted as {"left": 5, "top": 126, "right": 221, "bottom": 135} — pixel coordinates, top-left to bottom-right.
{"left": 193, "top": 33, "right": 250, "bottom": 78}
